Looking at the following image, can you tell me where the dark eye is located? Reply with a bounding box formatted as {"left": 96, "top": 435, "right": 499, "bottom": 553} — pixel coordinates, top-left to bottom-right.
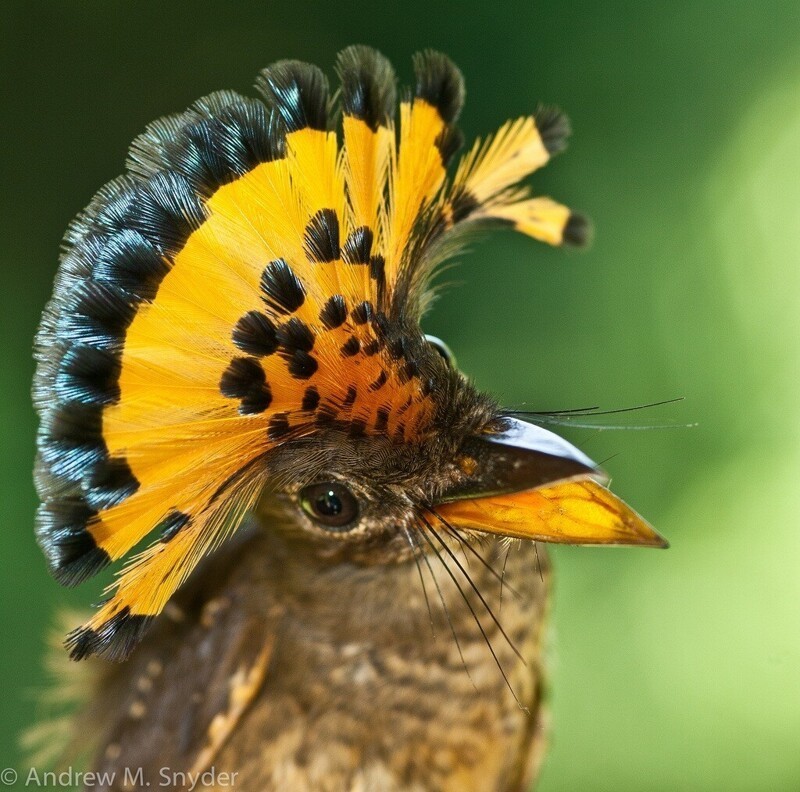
{"left": 299, "top": 482, "right": 359, "bottom": 531}
{"left": 424, "top": 334, "right": 456, "bottom": 367}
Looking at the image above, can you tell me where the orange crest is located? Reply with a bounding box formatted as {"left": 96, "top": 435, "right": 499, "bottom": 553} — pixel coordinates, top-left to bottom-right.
{"left": 33, "top": 48, "right": 590, "bottom": 660}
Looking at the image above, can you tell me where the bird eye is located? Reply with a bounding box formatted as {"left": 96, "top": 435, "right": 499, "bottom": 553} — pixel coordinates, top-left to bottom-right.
{"left": 424, "top": 334, "right": 456, "bottom": 367}
{"left": 299, "top": 482, "right": 359, "bottom": 531}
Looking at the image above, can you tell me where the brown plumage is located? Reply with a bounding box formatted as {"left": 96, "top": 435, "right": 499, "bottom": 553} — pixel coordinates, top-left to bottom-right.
{"left": 80, "top": 514, "right": 550, "bottom": 791}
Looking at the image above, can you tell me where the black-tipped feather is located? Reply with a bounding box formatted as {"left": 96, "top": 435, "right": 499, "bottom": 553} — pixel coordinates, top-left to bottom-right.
{"left": 158, "top": 510, "right": 192, "bottom": 543}
{"left": 276, "top": 317, "right": 315, "bottom": 353}
{"left": 412, "top": 50, "right": 465, "bottom": 123}
{"left": 62, "top": 280, "right": 136, "bottom": 350}
{"left": 91, "top": 229, "right": 169, "bottom": 302}
{"left": 434, "top": 125, "right": 464, "bottom": 166}
{"left": 54, "top": 345, "right": 121, "bottom": 406}
{"left": 219, "top": 357, "right": 273, "bottom": 415}
{"left": 342, "top": 226, "right": 373, "bottom": 264}
{"left": 562, "top": 213, "right": 592, "bottom": 246}
{"left": 533, "top": 105, "right": 571, "bottom": 156}
{"left": 66, "top": 609, "right": 152, "bottom": 661}
{"left": 336, "top": 45, "right": 397, "bottom": 131}
{"left": 35, "top": 500, "right": 110, "bottom": 586}
{"left": 304, "top": 209, "right": 340, "bottom": 263}
{"left": 232, "top": 311, "right": 279, "bottom": 357}
{"left": 38, "top": 403, "right": 106, "bottom": 481}
{"left": 319, "top": 295, "right": 348, "bottom": 329}
{"left": 129, "top": 94, "right": 285, "bottom": 198}
{"left": 84, "top": 457, "right": 140, "bottom": 511}
{"left": 260, "top": 259, "right": 306, "bottom": 315}
{"left": 256, "top": 60, "right": 330, "bottom": 132}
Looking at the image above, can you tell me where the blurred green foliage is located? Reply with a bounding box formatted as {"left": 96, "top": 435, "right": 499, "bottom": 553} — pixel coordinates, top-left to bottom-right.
{"left": 1, "top": 2, "right": 798, "bottom": 788}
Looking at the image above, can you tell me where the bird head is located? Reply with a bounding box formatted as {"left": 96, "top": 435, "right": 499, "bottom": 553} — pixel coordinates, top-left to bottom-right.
{"left": 33, "top": 47, "right": 665, "bottom": 662}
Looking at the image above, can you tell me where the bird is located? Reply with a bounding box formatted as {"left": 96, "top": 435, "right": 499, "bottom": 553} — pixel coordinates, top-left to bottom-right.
{"left": 31, "top": 46, "right": 667, "bottom": 791}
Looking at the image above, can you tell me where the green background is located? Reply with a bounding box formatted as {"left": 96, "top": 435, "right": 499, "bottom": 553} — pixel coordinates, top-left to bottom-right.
{"left": 2, "top": 2, "right": 799, "bottom": 789}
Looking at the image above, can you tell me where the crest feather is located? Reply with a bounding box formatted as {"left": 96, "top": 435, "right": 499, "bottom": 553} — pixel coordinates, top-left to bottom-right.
{"left": 33, "top": 48, "right": 589, "bottom": 660}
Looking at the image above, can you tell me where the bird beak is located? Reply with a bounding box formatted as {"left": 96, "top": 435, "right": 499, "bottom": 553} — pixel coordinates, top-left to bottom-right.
{"left": 434, "top": 417, "right": 668, "bottom": 548}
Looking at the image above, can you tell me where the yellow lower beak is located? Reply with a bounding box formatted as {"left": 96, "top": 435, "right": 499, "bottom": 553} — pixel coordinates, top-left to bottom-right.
{"left": 436, "top": 479, "right": 668, "bottom": 548}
